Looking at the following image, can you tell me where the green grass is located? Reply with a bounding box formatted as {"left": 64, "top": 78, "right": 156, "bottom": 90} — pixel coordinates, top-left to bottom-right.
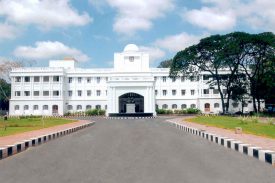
{"left": 186, "top": 116, "right": 275, "bottom": 139}
{"left": 0, "top": 117, "right": 74, "bottom": 137}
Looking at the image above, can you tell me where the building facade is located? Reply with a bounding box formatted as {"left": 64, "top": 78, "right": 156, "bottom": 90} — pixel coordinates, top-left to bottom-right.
{"left": 9, "top": 44, "right": 255, "bottom": 116}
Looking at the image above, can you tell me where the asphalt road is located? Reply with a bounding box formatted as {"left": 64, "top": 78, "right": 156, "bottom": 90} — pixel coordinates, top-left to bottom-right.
{"left": 0, "top": 117, "right": 275, "bottom": 183}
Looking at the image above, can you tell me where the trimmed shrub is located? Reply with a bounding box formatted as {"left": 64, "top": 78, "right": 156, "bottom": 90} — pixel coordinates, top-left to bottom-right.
{"left": 186, "top": 108, "right": 201, "bottom": 114}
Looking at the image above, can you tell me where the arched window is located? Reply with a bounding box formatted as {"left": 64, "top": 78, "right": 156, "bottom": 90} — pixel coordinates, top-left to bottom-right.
{"left": 86, "top": 105, "right": 91, "bottom": 110}
{"left": 95, "top": 105, "right": 101, "bottom": 109}
{"left": 24, "top": 105, "right": 29, "bottom": 110}
{"left": 172, "top": 104, "right": 177, "bottom": 109}
{"left": 162, "top": 104, "right": 168, "bottom": 109}
{"left": 15, "top": 105, "right": 19, "bottom": 110}
{"left": 77, "top": 105, "right": 82, "bottom": 110}
{"left": 67, "top": 105, "right": 73, "bottom": 110}
{"left": 43, "top": 105, "right": 48, "bottom": 110}
{"left": 181, "top": 104, "right": 187, "bottom": 109}
{"left": 190, "top": 104, "right": 196, "bottom": 108}
{"left": 33, "top": 105, "right": 39, "bottom": 110}
{"left": 214, "top": 103, "right": 220, "bottom": 108}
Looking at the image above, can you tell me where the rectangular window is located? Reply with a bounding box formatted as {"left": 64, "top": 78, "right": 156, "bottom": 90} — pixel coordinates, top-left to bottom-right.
{"left": 43, "top": 76, "right": 49, "bottom": 82}
{"left": 68, "top": 90, "right": 72, "bottom": 97}
{"left": 33, "top": 91, "right": 39, "bottom": 96}
{"left": 15, "top": 91, "right": 21, "bottom": 96}
{"left": 78, "top": 77, "right": 82, "bottom": 83}
{"left": 87, "top": 77, "right": 91, "bottom": 83}
{"left": 155, "top": 90, "right": 158, "bottom": 96}
{"left": 203, "top": 75, "right": 210, "bottom": 80}
{"left": 191, "top": 90, "right": 195, "bottom": 95}
{"left": 190, "top": 76, "right": 195, "bottom": 82}
{"left": 43, "top": 91, "right": 49, "bottom": 96}
{"left": 34, "top": 76, "right": 40, "bottom": 82}
{"left": 77, "top": 90, "right": 82, "bottom": 96}
{"left": 181, "top": 90, "right": 186, "bottom": 96}
{"left": 24, "top": 91, "right": 30, "bottom": 96}
{"left": 106, "top": 90, "right": 108, "bottom": 96}
{"left": 87, "top": 90, "right": 91, "bottom": 96}
{"left": 15, "top": 77, "right": 21, "bottom": 82}
{"left": 162, "top": 90, "right": 167, "bottom": 96}
{"left": 53, "top": 91, "right": 59, "bottom": 96}
{"left": 172, "top": 90, "right": 176, "bottom": 96}
{"left": 162, "top": 76, "right": 166, "bottom": 82}
{"left": 223, "top": 89, "right": 227, "bottom": 95}
{"left": 96, "top": 90, "right": 101, "bottom": 96}
{"left": 68, "top": 77, "right": 73, "bottom": 83}
{"left": 24, "top": 76, "right": 30, "bottom": 82}
{"left": 53, "top": 76, "right": 59, "bottom": 82}
{"left": 181, "top": 76, "right": 185, "bottom": 82}
{"left": 172, "top": 77, "right": 176, "bottom": 82}
{"left": 154, "top": 77, "right": 157, "bottom": 81}
{"left": 213, "top": 89, "right": 219, "bottom": 94}
{"left": 96, "top": 77, "right": 101, "bottom": 84}
{"left": 203, "top": 89, "right": 209, "bottom": 94}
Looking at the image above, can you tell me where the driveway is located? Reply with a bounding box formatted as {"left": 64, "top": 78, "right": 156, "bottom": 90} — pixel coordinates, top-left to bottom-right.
{"left": 0, "top": 117, "right": 274, "bottom": 183}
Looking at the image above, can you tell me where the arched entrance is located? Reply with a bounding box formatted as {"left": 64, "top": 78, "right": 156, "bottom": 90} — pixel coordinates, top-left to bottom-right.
{"left": 52, "top": 105, "right": 58, "bottom": 115}
{"left": 204, "top": 103, "right": 210, "bottom": 112}
{"left": 119, "top": 93, "right": 144, "bottom": 113}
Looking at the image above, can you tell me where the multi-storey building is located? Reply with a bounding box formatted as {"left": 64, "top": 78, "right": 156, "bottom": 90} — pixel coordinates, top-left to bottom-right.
{"left": 9, "top": 44, "right": 255, "bottom": 116}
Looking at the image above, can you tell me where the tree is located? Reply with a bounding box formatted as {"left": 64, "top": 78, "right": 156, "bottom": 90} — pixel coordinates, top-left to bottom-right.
{"left": 157, "top": 59, "right": 172, "bottom": 68}
{"left": 0, "top": 79, "right": 10, "bottom": 110}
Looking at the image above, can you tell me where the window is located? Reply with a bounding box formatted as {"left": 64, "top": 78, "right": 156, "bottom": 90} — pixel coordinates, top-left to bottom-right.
{"left": 181, "top": 90, "right": 186, "bottom": 96}
{"left": 181, "top": 76, "right": 185, "bottom": 82}
{"left": 172, "top": 90, "right": 177, "bottom": 96}
{"left": 203, "top": 89, "right": 209, "bottom": 94}
{"left": 214, "top": 103, "right": 220, "bottom": 108}
{"left": 203, "top": 75, "right": 210, "bottom": 80}
{"left": 77, "top": 90, "right": 82, "bottom": 97}
{"left": 155, "top": 104, "right": 159, "bottom": 110}
{"left": 24, "top": 76, "right": 30, "bottom": 82}
{"left": 43, "top": 105, "right": 48, "bottom": 110}
{"left": 154, "top": 76, "right": 157, "bottom": 81}
{"left": 87, "top": 77, "right": 91, "bottom": 83}
{"left": 15, "top": 91, "right": 21, "bottom": 96}
{"left": 87, "top": 90, "right": 91, "bottom": 96}
{"left": 96, "top": 77, "right": 101, "bottom": 83}
{"left": 213, "top": 89, "right": 219, "bottom": 94}
{"left": 68, "top": 77, "right": 73, "bottom": 83}
{"left": 96, "top": 90, "right": 101, "bottom": 96}
{"left": 43, "top": 76, "right": 49, "bottom": 82}
{"left": 96, "top": 105, "right": 101, "bottom": 109}
{"left": 190, "top": 76, "right": 195, "bottom": 82}
{"left": 33, "top": 105, "right": 39, "bottom": 110}
{"left": 105, "top": 105, "right": 107, "bottom": 110}
{"left": 68, "top": 90, "right": 72, "bottom": 97}
{"left": 181, "top": 104, "right": 187, "bottom": 109}
{"left": 33, "top": 91, "right": 39, "bottom": 96}
{"left": 15, "top": 77, "right": 21, "bottom": 82}
{"left": 53, "top": 76, "right": 59, "bottom": 82}
{"left": 129, "top": 56, "right": 134, "bottom": 62}
{"left": 67, "top": 105, "right": 73, "bottom": 110}
{"left": 86, "top": 105, "right": 92, "bottom": 110}
{"left": 232, "top": 103, "right": 239, "bottom": 108}
{"left": 172, "top": 104, "right": 177, "bottom": 109}
{"left": 53, "top": 91, "right": 59, "bottom": 96}
{"left": 191, "top": 90, "right": 195, "bottom": 95}
{"left": 43, "top": 91, "right": 49, "bottom": 96}
{"left": 243, "top": 103, "right": 248, "bottom": 107}
{"left": 162, "top": 104, "right": 168, "bottom": 109}
{"left": 24, "top": 105, "right": 29, "bottom": 110}
{"left": 34, "top": 76, "right": 40, "bottom": 82}
{"left": 78, "top": 77, "right": 82, "bottom": 83}
{"left": 223, "top": 89, "right": 227, "bottom": 95}
{"left": 155, "top": 90, "right": 158, "bottom": 96}
{"left": 77, "top": 105, "right": 82, "bottom": 110}
{"left": 190, "top": 104, "right": 196, "bottom": 108}
{"left": 162, "top": 76, "right": 166, "bottom": 82}
{"left": 24, "top": 91, "right": 30, "bottom": 96}
{"left": 162, "top": 90, "right": 167, "bottom": 96}
{"left": 105, "top": 90, "right": 108, "bottom": 96}
{"left": 15, "top": 105, "right": 19, "bottom": 110}
{"left": 172, "top": 77, "right": 176, "bottom": 82}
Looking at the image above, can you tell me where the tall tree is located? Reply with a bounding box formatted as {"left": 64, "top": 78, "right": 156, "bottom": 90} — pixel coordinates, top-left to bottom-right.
{"left": 157, "top": 59, "right": 172, "bottom": 68}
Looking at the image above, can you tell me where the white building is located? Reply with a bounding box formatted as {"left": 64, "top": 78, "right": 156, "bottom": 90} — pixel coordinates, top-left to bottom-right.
{"left": 9, "top": 44, "right": 254, "bottom": 116}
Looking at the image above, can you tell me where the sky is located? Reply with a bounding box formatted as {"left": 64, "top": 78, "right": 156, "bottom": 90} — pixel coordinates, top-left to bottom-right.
{"left": 0, "top": 0, "right": 274, "bottom": 68}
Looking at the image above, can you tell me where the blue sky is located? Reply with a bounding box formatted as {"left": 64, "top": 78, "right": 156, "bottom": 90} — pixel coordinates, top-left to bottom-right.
{"left": 0, "top": 0, "right": 274, "bottom": 68}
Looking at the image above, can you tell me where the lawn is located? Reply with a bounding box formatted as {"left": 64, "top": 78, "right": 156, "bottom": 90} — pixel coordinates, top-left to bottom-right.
{"left": 0, "top": 117, "right": 75, "bottom": 137}
{"left": 186, "top": 116, "right": 275, "bottom": 139}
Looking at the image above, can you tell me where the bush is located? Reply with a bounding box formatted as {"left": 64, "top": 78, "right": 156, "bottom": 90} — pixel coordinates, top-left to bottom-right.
{"left": 186, "top": 108, "right": 201, "bottom": 114}
{"left": 85, "top": 109, "right": 106, "bottom": 116}
{"left": 156, "top": 109, "right": 166, "bottom": 114}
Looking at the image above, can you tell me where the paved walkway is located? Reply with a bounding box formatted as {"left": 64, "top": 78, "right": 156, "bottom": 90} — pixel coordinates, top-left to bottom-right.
{"left": 170, "top": 117, "right": 275, "bottom": 151}
{"left": 0, "top": 118, "right": 274, "bottom": 183}
{"left": 0, "top": 120, "right": 90, "bottom": 148}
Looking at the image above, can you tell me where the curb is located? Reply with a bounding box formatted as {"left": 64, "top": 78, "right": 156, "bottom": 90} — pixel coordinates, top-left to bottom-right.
{"left": 166, "top": 120, "right": 275, "bottom": 168}
{"left": 105, "top": 117, "right": 157, "bottom": 120}
{"left": 0, "top": 122, "right": 95, "bottom": 160}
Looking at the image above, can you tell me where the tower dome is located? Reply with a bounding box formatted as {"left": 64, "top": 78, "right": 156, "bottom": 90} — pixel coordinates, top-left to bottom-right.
{"left": 123, "top": 44, "right": 139, "bottom": 52}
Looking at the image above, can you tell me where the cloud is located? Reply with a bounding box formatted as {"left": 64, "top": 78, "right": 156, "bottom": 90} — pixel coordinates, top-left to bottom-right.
{"left": 155, "top": 32, "right": 205, "bottom": 52}
{"left": 0, "top": 0, "right": 92, "bottom": 29}
{"left": 13, "top": 41, "right": 90, "bottom": 62}
{"left": 106, "top": 0, "right": 174, "bottom": 35}
{"left": 0, "top": 23, "right": 18, "bottom": 40}
{"left": 139, "top": 46, "right": 166, "bottom": 62}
